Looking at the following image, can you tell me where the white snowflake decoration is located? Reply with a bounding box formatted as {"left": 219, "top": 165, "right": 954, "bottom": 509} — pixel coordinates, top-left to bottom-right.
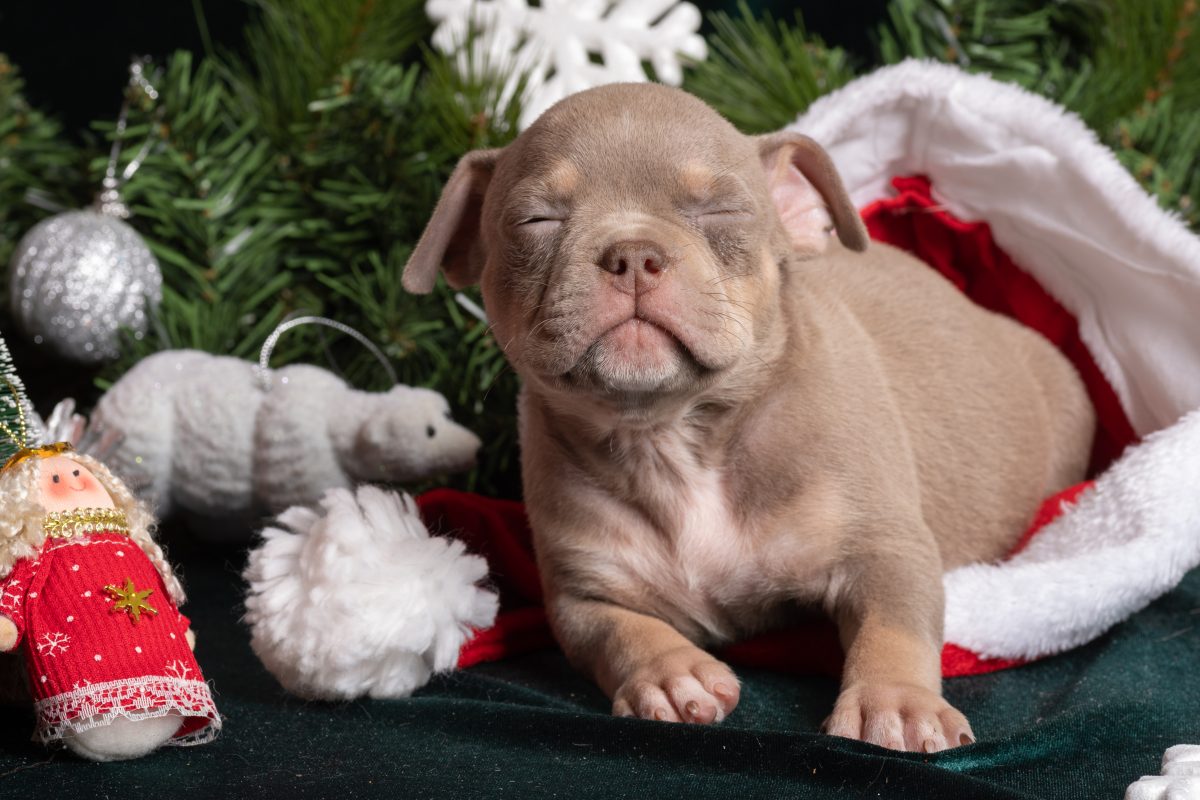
{"left": 1, "top": 579, "right": 22, "bottom": 613}
{"left": 427, "top": 0, "right": 707, "bottom": 130}
{"left": 164, "top": 660, "right": 193, "bottom": 680}
{"left": 36, "top": 632, "right": 70, "bottom": 658}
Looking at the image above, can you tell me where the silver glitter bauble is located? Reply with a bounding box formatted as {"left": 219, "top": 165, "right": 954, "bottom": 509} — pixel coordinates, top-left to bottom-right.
{"left": 8, "top": 209, "right": 162, "bottom": 363}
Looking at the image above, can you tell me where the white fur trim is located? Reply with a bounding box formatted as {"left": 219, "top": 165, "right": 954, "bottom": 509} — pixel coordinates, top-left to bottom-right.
{"left": 243, "top": 485, "right": 498, "bottom": 700}
{"left": 943, "top": 407, "right": 1200, "bottom": 660}
{"left": 791, "top": 59, "right": 1200, "bottom": 435}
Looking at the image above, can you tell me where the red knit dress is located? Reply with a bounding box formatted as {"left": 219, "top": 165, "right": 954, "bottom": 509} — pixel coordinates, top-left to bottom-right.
{"left": 0, "top": 529, "right": 220, "bottom": 745}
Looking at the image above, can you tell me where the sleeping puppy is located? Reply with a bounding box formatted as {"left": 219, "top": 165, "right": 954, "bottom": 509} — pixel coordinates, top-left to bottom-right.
{"left": 402, "top": 83, "right": 1095, "bottom": 752}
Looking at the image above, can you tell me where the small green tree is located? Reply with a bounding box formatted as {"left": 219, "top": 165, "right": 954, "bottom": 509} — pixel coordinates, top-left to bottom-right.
{"left": 0, "top": 332, "right": 37, "bottom": 459}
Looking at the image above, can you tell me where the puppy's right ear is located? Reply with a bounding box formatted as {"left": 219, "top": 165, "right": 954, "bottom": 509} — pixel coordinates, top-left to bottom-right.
{"left": 403, "top": 149, "right": 502, "bottom": 294}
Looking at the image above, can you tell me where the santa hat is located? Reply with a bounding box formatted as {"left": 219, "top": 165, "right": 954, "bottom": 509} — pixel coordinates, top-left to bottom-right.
{"left": 792, "top": 60, "right": 1200, "bottom": 667}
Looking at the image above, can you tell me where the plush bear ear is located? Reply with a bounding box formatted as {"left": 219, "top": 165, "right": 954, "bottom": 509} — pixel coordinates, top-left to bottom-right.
{"left": 402, "top": 148, "right": 503, "bottom": 294}
{"left": 756, "top": 132, "right": 868, "bottom": 254}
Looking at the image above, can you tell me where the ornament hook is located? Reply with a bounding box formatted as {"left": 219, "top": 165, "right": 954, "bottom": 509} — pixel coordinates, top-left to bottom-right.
{"left": 256, "top": 316, "right": 399, "bottom": 392}
{"left": 96, "top": 57, "right": 162, "bottom": 219}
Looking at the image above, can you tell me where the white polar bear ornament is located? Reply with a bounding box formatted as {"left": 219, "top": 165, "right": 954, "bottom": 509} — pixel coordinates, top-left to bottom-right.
{"left": 85, "top": 350, "right": 480, "bottom": 537}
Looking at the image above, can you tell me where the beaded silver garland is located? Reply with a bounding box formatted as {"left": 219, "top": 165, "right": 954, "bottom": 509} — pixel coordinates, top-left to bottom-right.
{"left": 8, "top": 210, "right": 162, "bottom": 363}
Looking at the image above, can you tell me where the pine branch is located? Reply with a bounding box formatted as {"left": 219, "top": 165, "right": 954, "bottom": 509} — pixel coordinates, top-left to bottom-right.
{"left": 0, "top": 55, "right": 86, "bottom": 280}
{"left": 259, "top": 51, "right": 526, "bottom": 496}
{"left": 101, "top": 40, "right": 527, "bottom": 497}
{"left": 1070, "top": 0, "right": 1200, "bottom": 135}
{"left": 1110, "top": 98, "right": 1200, "bottom": 230}
{"left": 223, "top": 0, "right": 432, "bottom": 144}
{"left": 100, "top": 52, "right": 289, "bottom": 365}
{"left": 876, "top": 0, "right": 1100, "bottom": 97}
{"left": 683, "top": 1, "right": 855, "bottom": 133}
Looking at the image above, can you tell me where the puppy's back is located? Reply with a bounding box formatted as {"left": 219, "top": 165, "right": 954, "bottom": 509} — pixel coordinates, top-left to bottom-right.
{"left": 793, "top": 241, "right": 1094, "bottom": 567}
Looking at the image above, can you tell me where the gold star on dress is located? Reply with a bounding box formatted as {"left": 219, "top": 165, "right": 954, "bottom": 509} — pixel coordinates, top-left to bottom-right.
{"left": 103, "top": 578, "right": 158, "bottom": 624}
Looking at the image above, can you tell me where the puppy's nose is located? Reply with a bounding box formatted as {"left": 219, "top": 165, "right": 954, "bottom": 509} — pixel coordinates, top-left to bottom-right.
{"left": 599, "top": 240, "right": 667, "bottom": 278}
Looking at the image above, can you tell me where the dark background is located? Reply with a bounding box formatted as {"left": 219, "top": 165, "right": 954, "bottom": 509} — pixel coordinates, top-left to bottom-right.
{"left": 0, "top": 1, "right": 889, "bottom": 136}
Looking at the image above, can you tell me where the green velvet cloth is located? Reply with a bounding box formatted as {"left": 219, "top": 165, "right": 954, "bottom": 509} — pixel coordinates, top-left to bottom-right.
{"left": 0, "top": 536, "right": 1195, "bottom": 798}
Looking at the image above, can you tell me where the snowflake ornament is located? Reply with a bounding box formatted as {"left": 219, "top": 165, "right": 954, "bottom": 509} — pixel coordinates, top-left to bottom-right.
{"left": 427, "top": 0, "right": 707, "bottom": 130}
{"left": 36, "top": 632, "right": 70, "bottom": 658}
{"left": 164, "top": 660, "right": 193, "bottom": 681}
{"left": 1, "top": 579, "right": 22, "bottom": 613}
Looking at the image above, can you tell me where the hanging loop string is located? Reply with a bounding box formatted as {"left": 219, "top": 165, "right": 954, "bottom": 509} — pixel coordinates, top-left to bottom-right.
{"left": 96, "top": 57, "right": 161, "bottom": 218}
{"left": 256, "top": 316, "right": 399, "bottom": 392}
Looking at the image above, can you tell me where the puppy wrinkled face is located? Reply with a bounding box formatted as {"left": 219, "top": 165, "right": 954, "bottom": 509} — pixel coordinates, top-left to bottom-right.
{"left": 480, "top": 86, "right": 782, "bottom": 404}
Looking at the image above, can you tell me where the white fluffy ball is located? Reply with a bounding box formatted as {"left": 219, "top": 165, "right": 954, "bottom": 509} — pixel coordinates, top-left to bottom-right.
{"left": 243, "top": 485, "right": 498, "bottom": 700}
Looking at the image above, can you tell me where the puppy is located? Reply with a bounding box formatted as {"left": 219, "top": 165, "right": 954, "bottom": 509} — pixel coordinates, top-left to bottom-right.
{"left": 403, "top": 84, "right": 1095, "bottom": 752}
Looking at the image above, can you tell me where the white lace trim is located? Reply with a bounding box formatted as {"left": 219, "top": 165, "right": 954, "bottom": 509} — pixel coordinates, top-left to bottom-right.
{"left": 44, "top": 537, "right": 128, "bottom": 554}
{"left": 33, "top": 676, "right": 221, "bottom": 746}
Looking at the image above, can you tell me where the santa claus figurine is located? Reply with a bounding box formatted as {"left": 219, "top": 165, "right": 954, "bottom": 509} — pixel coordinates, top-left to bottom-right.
{"left": 0, "top": 416, "right": 220, "bottom": 759}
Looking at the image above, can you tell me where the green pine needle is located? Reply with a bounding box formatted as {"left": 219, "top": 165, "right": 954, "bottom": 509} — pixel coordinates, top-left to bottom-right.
{"left": 1070, "top": 0, "right": 1200, "bottom": 135}
{"left": 683, "top": 1, "right": 855, "bottom": 134}
{"left": 223, "top": 0, "right": 432, "bottom": 144}
{"left": 1110, "top": 98, "right": 1200, "bottom": 229}
{"left": 876, "top": 0, "right": 1101, "bottom": 97}
{"left": 0, "top": 56, "right": 85, "bottom": 283}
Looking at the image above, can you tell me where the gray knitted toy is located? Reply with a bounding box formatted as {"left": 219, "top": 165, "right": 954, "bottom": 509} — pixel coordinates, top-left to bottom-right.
{"left": 84, "top": 350, "right": 480, "bottom": 536}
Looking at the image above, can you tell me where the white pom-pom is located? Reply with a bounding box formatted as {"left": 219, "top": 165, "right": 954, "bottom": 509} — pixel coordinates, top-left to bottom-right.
{"left": 243, "top": 485, "right": 499, "bottom": 700}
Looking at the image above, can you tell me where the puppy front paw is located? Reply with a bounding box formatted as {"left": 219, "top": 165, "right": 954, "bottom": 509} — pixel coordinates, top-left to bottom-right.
{"left": 823, "top": 682, "right": 974, "bottom": 752}
{"left": 611, "top": 646, "right": 740, "bottom": 724}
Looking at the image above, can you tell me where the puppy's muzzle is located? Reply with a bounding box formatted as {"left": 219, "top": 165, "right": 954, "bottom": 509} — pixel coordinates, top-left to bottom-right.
{"left": 599, "top": 239, "right": 668, "bottom": 295}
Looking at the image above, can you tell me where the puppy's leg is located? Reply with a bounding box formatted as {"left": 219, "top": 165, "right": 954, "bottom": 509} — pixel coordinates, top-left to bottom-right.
{"left": 824, "top": 541, "right": 974, "bottom": 752}
{"left": 550, "top": 595, "right": 740, "bottom": 724}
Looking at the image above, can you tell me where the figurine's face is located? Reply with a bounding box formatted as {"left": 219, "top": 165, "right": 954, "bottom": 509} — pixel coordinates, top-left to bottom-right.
{"left": 37, "top": 456, "right": 115, "bottom": 513}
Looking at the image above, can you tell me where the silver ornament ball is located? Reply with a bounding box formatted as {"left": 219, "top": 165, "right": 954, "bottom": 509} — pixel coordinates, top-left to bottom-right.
{"left": 8, "top": 210, "right": 162, "bottom": 363}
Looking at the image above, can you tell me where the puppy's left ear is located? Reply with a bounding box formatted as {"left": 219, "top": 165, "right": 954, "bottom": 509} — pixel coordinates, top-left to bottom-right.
{"left": 757, "top": 132, "right": 868, "bottom": 254}
{"left": 403, "top": 148, "right": 502, "bottom": 294}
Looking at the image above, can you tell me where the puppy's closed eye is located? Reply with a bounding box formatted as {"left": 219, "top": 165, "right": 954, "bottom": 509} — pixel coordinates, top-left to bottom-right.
{"left": 517, "top": 216, "right": 564, "bottom": 235}
{"left": 695, "top": 208, "right": 752, "bottom": 224}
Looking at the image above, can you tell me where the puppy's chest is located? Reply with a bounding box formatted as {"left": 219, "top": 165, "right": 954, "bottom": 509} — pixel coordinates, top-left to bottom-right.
{"left": 595, "top": 433, "right": 824, "bottom": 640}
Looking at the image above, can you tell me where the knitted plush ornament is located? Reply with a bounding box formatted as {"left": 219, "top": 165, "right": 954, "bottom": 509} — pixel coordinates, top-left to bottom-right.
{"left": 81, "top": 348, "right": 480, "bottom": 538}
{"left": 243, "top": 485, "right": 498, "bottom": 700}
{"left": 0, "top": 354, "right": 219, "bottom": 761}
{"left": 244, "top": 62, "right": 1200, "bottom": 704}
